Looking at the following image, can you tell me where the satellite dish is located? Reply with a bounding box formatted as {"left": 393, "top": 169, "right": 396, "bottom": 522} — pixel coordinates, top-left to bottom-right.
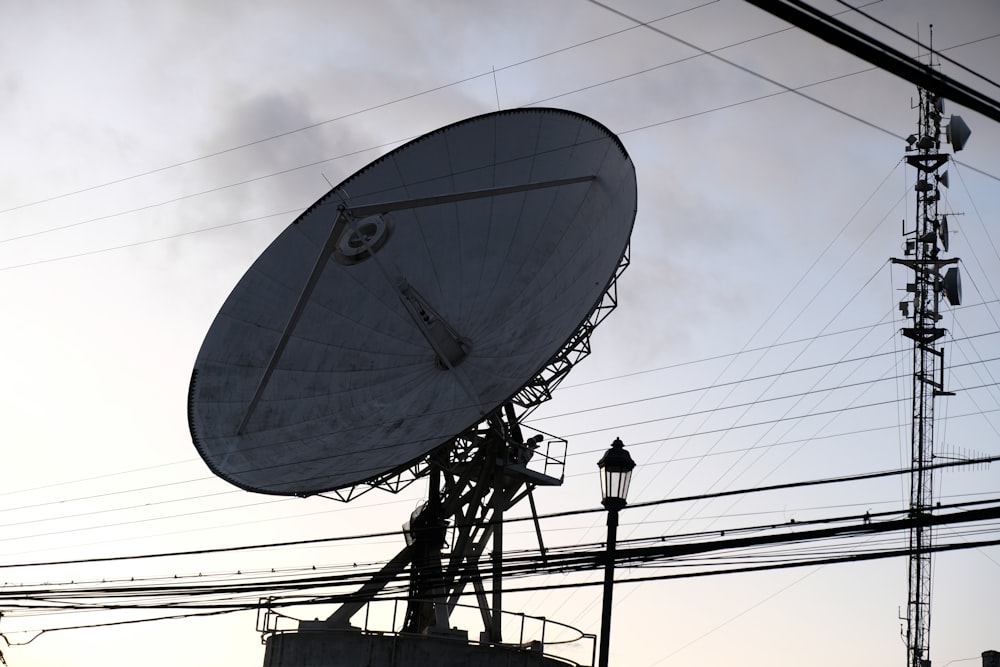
{"left": 940, "top": 215, "right": 949, "bottom": 252}
{"left": 947, "top": 115, "right": 971, "bottom": 152}
{"left": 188, "top": 108, "right": 637, "bottom": 496}
{"left": 942, "top": 266, "right": 962, "bottom": 306}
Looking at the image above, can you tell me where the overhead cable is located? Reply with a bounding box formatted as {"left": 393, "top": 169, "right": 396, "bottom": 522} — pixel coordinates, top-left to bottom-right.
{"left": 742, "top": 0, "right": 1000, "bottom": 122}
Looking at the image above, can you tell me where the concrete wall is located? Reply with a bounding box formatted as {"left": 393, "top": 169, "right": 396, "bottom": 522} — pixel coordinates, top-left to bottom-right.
{"left": 263, "top": 629, "right": 583, "bottom": 667}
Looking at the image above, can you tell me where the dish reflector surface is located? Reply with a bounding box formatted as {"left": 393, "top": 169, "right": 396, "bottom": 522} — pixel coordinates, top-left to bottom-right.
{"left": 188, "top": 108, "right": 637, "bottom": 496}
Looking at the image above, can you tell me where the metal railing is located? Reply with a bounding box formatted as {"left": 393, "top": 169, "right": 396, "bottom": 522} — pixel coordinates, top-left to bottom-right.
{"left": 257, "top": 597, "right": 595, "bottom": 666}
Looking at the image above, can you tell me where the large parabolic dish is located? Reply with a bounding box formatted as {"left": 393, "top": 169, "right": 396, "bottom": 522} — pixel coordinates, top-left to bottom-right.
{"left": 188, "top": 108, "right": 637, "bottom": 496}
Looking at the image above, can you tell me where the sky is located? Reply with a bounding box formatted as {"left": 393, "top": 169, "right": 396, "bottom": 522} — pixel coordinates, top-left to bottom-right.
{"left": 1, "top": 1, "right": 998, "bottom": 666}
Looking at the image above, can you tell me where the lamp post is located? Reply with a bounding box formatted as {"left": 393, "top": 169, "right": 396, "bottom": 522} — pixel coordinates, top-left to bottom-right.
{"left": 597, "top": 437, "right": 635, "bottom": 667}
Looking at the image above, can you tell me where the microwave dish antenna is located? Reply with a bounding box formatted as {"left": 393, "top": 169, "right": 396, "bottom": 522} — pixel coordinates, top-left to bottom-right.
{"left": 187, "top": 108, "right": 637, "bottom": 498}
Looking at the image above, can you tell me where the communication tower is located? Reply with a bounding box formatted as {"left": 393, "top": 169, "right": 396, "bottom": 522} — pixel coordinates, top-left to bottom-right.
{"left": 891, "top": 38, "right": 970, "bottom": 667}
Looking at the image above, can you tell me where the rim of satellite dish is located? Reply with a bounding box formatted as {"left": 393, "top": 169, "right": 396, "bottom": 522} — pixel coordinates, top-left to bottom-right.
{"left": 188, "top": 107, "right": 637, "bottom": 498}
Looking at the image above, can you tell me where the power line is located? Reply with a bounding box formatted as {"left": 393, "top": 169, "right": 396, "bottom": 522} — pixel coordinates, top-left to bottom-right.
{"left": 0, "top": 454, "right": 991, "bottom": 573}
{"left": 0, "top": 72, "right": 891, "bottom": 256}
{"left": 3, "top": 345, "right": 993, "bottom": 541}
{"left": 2, "top": 33, "right": 997, "bottom": 276}
{"left": 2, "top": 503, "right": 997, "bottom": 613}
{"left": 587, "top": 0, "right": 1000, "bottom": 182}
{"left": 536, "top": 350, "right": 1000, "bottom": 423}
{"left": 833, "top": 0, "right": 1000, "bottom": 91}
{"left": 740, "top": 0, "right": 1000, "bottom": 122}
{"left": 0, "top": 2, "right": 721, "bottom": 217}
{"left": 0, "top": 315, "right": 992, "bottom": 505}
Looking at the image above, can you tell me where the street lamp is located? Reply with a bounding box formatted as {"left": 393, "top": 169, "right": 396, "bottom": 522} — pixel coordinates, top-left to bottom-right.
{"left": 597, "top": 437, "right": 635, "bottom": 667}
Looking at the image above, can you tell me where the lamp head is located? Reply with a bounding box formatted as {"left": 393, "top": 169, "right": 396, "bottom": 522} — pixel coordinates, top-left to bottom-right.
{"left": 598, "top": 437, "right": 636, "bottom": 510}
